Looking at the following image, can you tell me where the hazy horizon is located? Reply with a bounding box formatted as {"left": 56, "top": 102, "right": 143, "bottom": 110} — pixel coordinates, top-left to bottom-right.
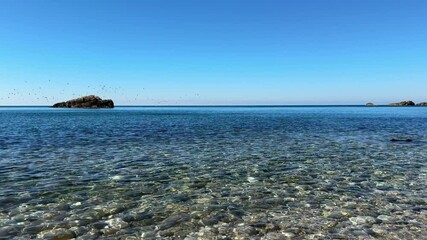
{"left": 1, "top": 0, "right": 426, "bottom": 106}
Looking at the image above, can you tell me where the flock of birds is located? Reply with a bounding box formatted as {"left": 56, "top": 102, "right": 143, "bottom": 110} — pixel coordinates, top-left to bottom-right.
{"left": 1, "top": 80, "right": 203, "bottom": 105}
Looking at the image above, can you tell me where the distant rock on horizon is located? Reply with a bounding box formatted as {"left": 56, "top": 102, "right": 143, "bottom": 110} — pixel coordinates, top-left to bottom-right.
{"left": 388, "top": 100, "right": 415, "bottom": 106}
{"left": 416, "top": 102, "right": 427, "bottom": 106}
{"left": 366, "top": 102, "right": 374, "bottom": 106}
{"left": 52, "top": 95, "right": 114, "bottom": 108}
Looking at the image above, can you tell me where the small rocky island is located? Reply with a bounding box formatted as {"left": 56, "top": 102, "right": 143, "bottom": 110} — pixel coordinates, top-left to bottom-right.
{"left": 52, "top": 95, "right": 114, "bottom": 108}
{"left": 388, "top": 100, "right": 415, "bottom": 106}
{"left": 366, "top": 100, "right": 427, "bottom": 106}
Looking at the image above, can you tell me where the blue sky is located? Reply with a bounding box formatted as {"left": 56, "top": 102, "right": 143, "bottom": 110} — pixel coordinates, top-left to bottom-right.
{"left": 0, "top": 0, "right": 426, "bottom": 105}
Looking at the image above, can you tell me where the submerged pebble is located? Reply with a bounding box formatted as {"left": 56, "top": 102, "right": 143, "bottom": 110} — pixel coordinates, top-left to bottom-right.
{"left": 37, "top": 228, "right": 76, "bottom": 240}
{"left": 349, "top": 216, "right": 377, "bottom": 225}
{"left": 105, "top": 218, "right": 129, "bottom": 230}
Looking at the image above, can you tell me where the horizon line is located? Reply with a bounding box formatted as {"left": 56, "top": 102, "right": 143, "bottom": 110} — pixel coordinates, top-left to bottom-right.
{"left": 0, "top": 104, "right": 420, "bottom": 108}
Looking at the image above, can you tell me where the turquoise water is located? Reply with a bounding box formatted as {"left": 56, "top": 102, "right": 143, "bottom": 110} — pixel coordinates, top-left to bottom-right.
{"left": 0, "top": 106, "right": 426, "bottom": 239}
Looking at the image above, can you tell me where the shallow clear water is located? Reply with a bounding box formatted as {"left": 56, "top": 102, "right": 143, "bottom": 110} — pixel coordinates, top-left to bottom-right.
{"left": 0, "top": 106, "right": 426, "bottom": 239}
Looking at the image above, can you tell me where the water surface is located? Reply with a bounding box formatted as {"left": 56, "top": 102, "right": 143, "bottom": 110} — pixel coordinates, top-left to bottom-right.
{"left": 1, "top": 107, "right": 426, "bottom": 239}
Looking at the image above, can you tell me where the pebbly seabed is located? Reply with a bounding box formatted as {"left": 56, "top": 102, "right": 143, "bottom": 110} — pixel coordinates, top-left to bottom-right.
{"left": 0, "top": 106, "right": 426, "bottom": 239}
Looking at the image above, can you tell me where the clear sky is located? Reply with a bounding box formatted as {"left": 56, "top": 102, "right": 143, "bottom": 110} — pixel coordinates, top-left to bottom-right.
{"left": 0, "top": 0, "right": 426, "bottom": 105}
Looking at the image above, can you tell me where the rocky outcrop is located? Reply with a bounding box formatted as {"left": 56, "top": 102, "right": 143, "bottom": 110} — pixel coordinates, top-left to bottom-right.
{"left": 390, "top": 138, "right": 412, "bottom": 142}
{"left": 388, "top": 100, "right": 415, "bottom": 106}
{"left": 52, "top": 95, "right": 114, "bottom": 108}
{"left": 416, "top": 102, "right": 427, "bottom": 106}
{"left": 366, "top": 102, "right": 374, "bottom": 106}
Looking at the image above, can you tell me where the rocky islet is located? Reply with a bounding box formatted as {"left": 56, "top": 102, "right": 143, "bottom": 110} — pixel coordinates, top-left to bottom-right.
{"left": 52, "top": 95, "right": 114, "bottom": 108}
{"left": 366, "top": 100, "right": 427, "bottom": 106}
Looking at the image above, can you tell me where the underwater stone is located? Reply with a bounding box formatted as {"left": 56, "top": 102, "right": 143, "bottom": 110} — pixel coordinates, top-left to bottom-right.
{"left": 326, "top": 211, "right": 347, "bottom": 219}
{"left": 171, "top": 194, "right": 192, "bottom": 202}
{"left": 265, "top": 223, "right": 280, "bottom": 232}
{"left": 262, "top": 232, "right": 289, "bottom": 239}
{"left": 105, "top": 218, "right": 129, "bottom": 230}
{"left": 100, "top": 227, "right": 120, "bottom": 235}
{"left": 68, "top": 226, "right": 88, "bottom": 237}
{"left": 351, "top": 229, "right": 370, "bottom": 237}
{"left": 93, "top": 221, "right": 108, "bottom": 229}
{"left": 157, "top": 214, "right": 193, "bottom": 230}
{"left": 53, "top": 203, "right": 71, "bottom": 211}
{"left": 37, "top": 228, "right": 76, "bottom": 240}
{"left": 122, "top": 211, "right": 153, "bottom": 222}
{"left": 11, "top": 214, "right": 25, "bottom": 222}
{"left": 283, "top": 232, "right": 296, "bottom": 238}
{"left": 140, "top": 230, "right": 156, "bottom": 239}
{"left": 377, "top": 215, "right": 394, "bottom": 223}
{"left": 78, "top": 229, "right": 101, "bottom": 239}
{"left": 0, "top": 226, "right": 22, "bottom": 238}
{"left": 233, "top": 225, "right": 258, "bottom": 237}
{"left": 202, "top": 212, "right": 228, "bottom": 226}
{"left": 23, "top": 224, "right": 48, "bottom": 235}
{"left": 349, "top": 216, "right": 376, "bottom": 225}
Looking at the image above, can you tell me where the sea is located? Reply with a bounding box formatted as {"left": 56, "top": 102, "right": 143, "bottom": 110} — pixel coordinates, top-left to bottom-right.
{"left": 0, "top": 106, "right": 426, "bottom": 239}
